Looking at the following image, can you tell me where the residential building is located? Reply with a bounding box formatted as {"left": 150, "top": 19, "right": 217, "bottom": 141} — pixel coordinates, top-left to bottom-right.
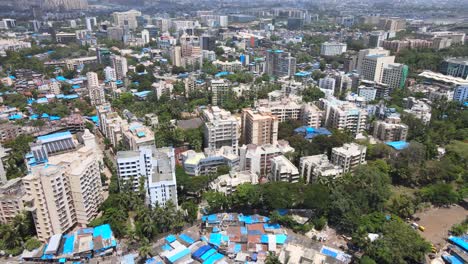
{"left": 0, "top": 39, "right": 31, "bottom": 52}
{"left": 239, "top": 140, "right": 294, "bottom": 177}
{"left": 0, "top": 145, "right": 7, "bottom": 184}
{"left": 104, "top": 66, "right": 116, "bottom": 81}
{"left": 453, "top": 85, "right": 468, "bottom": 103}
{"left": 241, "top": 109, "right": 278, "bottom": 146}
{"left": 112, "top": 10, "right": 142, "bottom": 29}
{"left": 265, "top": 50, "right": 296, "bottom": 77}
{"left": 0, "top": 123, "right": 24, "bottom": 142}
{"left": 403, "top": 97, "right": 432, "bottom": 124}
{"left": 373, "top": 116, "right": 408, "bottom": 142}
{"left": 300, "top": 155, "right": 343, "bottom": 183}
{"left": 331, "top": 143, "right": 367, "bottom": 173}
{"left": 116, "top": 146, "right": 178, "bottom": 207}
{"left": 319, "top": 98, "right": 368, "bottom": 134}
{"left": 122, "top": 121, "right": 155, "bottom": 151}
{"left": 320, "top": 42, "right": 347, "bottom": 56}
{"left": 0, "top": 178, "right": 24, "bottom": 224}
{"left": 357, "top": 86, "right": 377, "bottom": 101}
{"left": 319, "top": 77, "right": 336, "bottom": 91}
{"left": 212, "top": 60, "right": 243, "bottom": 72}
{"left": 210, "top": 79, "right": 231, "bottom": 106}
{"left": 152, "top": 81, "right": 174, "bottom": 99}
{"left": 181, "top": 147, "right": 239, "bottom": 176}
{"left": 210, "top": 171, "right": 259, "bottom": 195}
{"left": 23, "top": 130, "right": 103, "bottom": 242}
{"left": 96, "top": 103, "right": 125, "bottom": 148}
{"left": 111, "top": 55, "right": 128, "bottom": 80}
{"left": 381, "top": 63, "right": 409, "bottom": 91}
{"left": 141, "top": 29, "right": 150, "bottom": 44}
{"left": 87, "top": 72, "right": 105, "bottom": 106}
{"left": 202, "top": 106, "right": 238, "bottom": 152}
{"left": 356, "top": 48, "right": 391, "bottom": 74}
{"left": 379, "top": 18, "right": 406, "bottom": 31}
{"left": 269, "top": 155, "right": 299, "bottom": 183}
{"left": 360, "top": 54, "right": 395, "bottom": 83}
{"left": 440, "top": 58, "right": 468, "bottom": 80}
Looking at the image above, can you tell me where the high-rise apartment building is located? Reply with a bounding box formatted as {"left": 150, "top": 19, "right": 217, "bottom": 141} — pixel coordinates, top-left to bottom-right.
{"left": 319, "top": 98, "right": 368, "bottom": 135}
{"left": 116, "top": 146, "right": 178, "bottom": 207}
{"left": 265, "top": 50, "right": 296, "bottom": 77}
{"left": 202, "top": 106, "right": 238, "bottom": 152}
{"left": 331, "top": 143, "right": 367, "bottom": 173}
{"left": 373, "top": 116, "right": 408, "bottom": 142}
{"left": 241, "top": 109, "right": 279, "bottom": 146}
{"left": 121, "top": 121, "right": 155, "bottom": 151}
{"left": 111, "top": 55, "right": 128, "bottom": 80}
{"left": 210, "top": 79, "right": 231, "bottom": 106}
{"left": 360, "top": 54, "right": 395, "bottom": 83}
{"left": 112, "top": 10, "right": 142, "bottom": 30}
{"left": 23, "top": 130, "right": 103, "bottom": 242}
{"left": 87, "top": 72, "right": 105, "bottom": 106}
{"left": 104, "top": 66, "right": 116, "bottom": 81}
{"left": 381, "top": 63, "right": 408, "bottom": 91}
{"left": 356, "top": 48, "right": 391, "bottom": 74}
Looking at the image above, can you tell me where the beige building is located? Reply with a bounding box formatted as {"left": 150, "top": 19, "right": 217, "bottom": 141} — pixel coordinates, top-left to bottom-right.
{"left": 23, "top": 130, "right": 103, "bottom": 242}
{"left": 241, "top": 109, "right": 278, "bottom": 146}
{"left": 331, "top": 143, "right": 367, "bottom": 173}
{"left": 111, "top": 55, "right": 128, "bottom": 80}
{"left": 210, "top": 171, "right": 259, "bottom": 195}
{"left": 97, "top": 103, "right": 125, "bottom": 148}
{"left": 361, "top": 54, "right": 395, "bottom": 83}
{"left": 0, "top": 178, "right": 24, "bottom": 224}
{"left": 122, "top": 121, "right": 155, "bottom": 151}
{"left": 87, "top": 72, "right": 105, "bottom": 106}
{"left": 356, "top": 48, "right": 390, "bottom": 74}
{"left": 112, "top": 10, "right": 141, "bottom": 29}
{"left": 373, "top": 116, "right": 408, "bottom": 142}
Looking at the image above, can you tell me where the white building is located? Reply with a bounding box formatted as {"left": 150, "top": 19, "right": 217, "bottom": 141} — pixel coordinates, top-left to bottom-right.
{"left": 381, "top": 63, "right": 408, "bottom": 91}
{"left": 319, "top": 98, "right": 368, "bottom": 134}
{"left": 319, "top": 77, "right": 337, "bottom": 91}
{"left": 116, "top": 146, "right": 178, "bottom": 207}
{"left": 320, "top": 42, "right": 347, "bottom": 56}
{"left": 112, "top": 10, "right": 142, "bottom": 29}
{"left": 122, "top": 121, "right": 155, "bottom": 151}
{"left": 360, "top": 54, "right": 395, "bottom": 83}
{"left": 141, "top": 29, "right": 150, "bottom": 44}
{"left": 356, "top": 48, "right": 391, "bottom": 74}
{"left": 373, "top": 116, "right": 408, "bottom": 142}
{"left": 300, "top": 154, "right": 343, "bottom": 183}
{"left": 111, "top": 55, "right": 128, "bottom": 80}
{"left": 210, "top": 171, "right": 258, "bottom": 194}
{"left": 331, "top": 143, "right": 367, "bottom": 173}
{"left": 210, "top": 79, "right": 231, "bottom": 106}
{"left": 358, "top": 86, "right": 377, "bottom": 101}
{"left": 104, "top": 66, "right": 117, "bottom": 81}
{"left": 87, "top": 72, "right": 105, "bottom": 106}
{"left": 0, "top": 39, "right": 31, "bottom": 52}
{"left": 219, "top": 16, "right": 229, "bottom": 27}
{"left": 152, "top": 81, "right": 174, "bottom": 99}
{"left": 239, "top": 140, "right": 294, "bottom": 177}
{"left": 269, "top": 155, "right": 300, "bottom": 183}
{"left": 202, "top": 106, "right": 239, "bottom": 152}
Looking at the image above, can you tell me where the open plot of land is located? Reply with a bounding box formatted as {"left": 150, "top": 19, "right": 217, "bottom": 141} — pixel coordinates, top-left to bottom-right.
{"left": 413, "top": 205, "right": 467, "bottom": 248}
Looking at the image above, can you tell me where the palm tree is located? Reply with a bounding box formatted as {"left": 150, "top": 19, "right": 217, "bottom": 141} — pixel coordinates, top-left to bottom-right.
{"left": 138, "top": 239, "right": 153, "bottom": 260}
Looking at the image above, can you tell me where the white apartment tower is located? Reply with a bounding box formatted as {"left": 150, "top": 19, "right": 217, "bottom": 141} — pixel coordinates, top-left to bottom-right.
{"left": 116, "top": 146, "right": 178, "bottom": 207}
{"left": 331, "top": 143, "right": 367, "bottom": 173}
{"left": 111, "top": 55, "right": 128, "bottom": 80}
{"left": 360, "top": 54, "right": 395, "bottom": 83}
{"left": 202, "top": 106, "right": 239, "bottom": 152}
{"left": 87, "top": 72, "right": 105, "bottom": 106}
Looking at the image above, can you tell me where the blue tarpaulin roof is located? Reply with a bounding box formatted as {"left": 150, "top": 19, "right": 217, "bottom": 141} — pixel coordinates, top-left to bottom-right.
{"left": 385, "top": 141, "right": 409, "bottom": 150}
{"left": 165, "top": 235, "right": 177, "bottom": 243}
{"left": 167, "top": 248, "right": 190, "bottom": 263}
{"left": 203, "top": 253, "right": 224, "bottom": 264}
{"left": 56, "top": 76, "right": 68, "bottom": 81}
{"left": 37, "top": 131, "right": 71, "bottom": 142}
{"left": 179, "top": 234, "right": 195, "bottom": 245}
{"left": 449, "top": 236, "right": 468, "bottom": 252}
{"left": 276, "top": 234, "right": 287, "bottom": 244}
{"left": 442, "top": 255, "right": 464, "bottom": 264}
{"left": 192, "top": 245, "right": 211, "bottom": 259}
{"left": 62, "top": 234, "right": 75, "bottom": 255}
{"left": 321, "top": 247, "right": 338, "bottom": 258}
{"left": 161, "top": 244, "right": 172, "bottom": 251}
{"left": 200, "top": 248, "right": 217, "bottom": 261}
